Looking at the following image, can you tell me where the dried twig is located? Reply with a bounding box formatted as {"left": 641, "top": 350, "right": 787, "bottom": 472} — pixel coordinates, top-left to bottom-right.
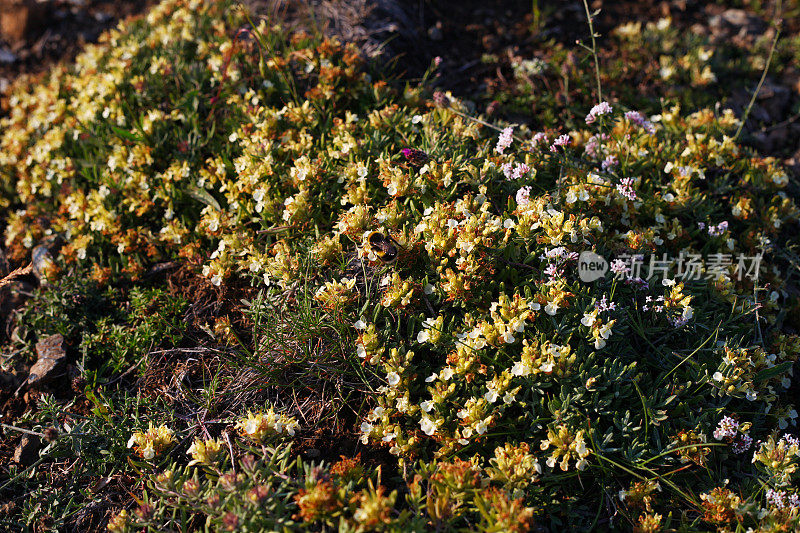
{"left": 0, "top": 264, "right": 33, "bottom": 289}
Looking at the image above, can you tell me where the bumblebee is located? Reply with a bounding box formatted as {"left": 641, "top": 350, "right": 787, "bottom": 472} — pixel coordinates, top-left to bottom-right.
{"left": 366, "top": 231, "right": 399, "bottom": 264}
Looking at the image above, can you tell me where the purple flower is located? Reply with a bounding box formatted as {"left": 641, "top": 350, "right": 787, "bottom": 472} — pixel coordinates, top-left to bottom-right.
{"left": 624, "top": 110, "right": 656, "bottom": 134}
{"left": 595, "top": 295, "right": 617, "bottom": 312}
{"left": 732, "top": 434, "right": 752, "bottom": 454}
{"left": 601, "top": 155, "right": 618, "bottom": 171}
{"left": 707, "top": 221, "right": 728, "bottom": 237}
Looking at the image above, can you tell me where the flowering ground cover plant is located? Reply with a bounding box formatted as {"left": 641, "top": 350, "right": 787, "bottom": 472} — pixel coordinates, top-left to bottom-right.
{"left": 0, "top": 0, "right": 799, "bottom": 531}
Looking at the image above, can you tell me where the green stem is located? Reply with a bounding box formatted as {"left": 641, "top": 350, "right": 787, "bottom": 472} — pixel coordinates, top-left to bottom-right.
{"left": 734, "top": 24, "right": 781, "bottom": 140}
{"left": 581, "top": 0, "right": 603, "bottom": 104}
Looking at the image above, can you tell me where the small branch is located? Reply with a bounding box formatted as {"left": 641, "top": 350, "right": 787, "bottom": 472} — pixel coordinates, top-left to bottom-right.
{"left": 734, "top": 23, "right": 781, "bottom": 141}
{"left": 0, "top": 264, "right": 33, "bottom": 289}
{"left": 581, "top": 0, "right": 603, "bottom": 104}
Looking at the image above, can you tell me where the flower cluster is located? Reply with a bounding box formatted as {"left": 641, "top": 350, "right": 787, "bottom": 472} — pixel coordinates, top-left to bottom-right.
{"left": 235, "top": 409, "right": 300, "bottom": 443}
{"left": 713, "top": 415, "right": 753, "bottom": 454}
{"left": 3, "top": 0, "right": 800, "bottom": 529}
{"left": 127, "top": 423, "right": 176, "bottom": 461}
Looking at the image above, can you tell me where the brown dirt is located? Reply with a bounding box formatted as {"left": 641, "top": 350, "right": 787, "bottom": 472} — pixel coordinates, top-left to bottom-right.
{"left": 0, "top": 0, "right": 155, "bottom": 91}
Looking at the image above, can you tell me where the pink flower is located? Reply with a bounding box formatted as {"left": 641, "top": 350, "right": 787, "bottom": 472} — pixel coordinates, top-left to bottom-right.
{"left": 585, "top": 101, "right": 613, "bottom": 124}
{"left": 516, "top": 186, "right": 532, "bottom": 207}
{"left": 549, "top": 134, "right": 571, "bottom": 152}
{"left": 495, "top": 127, "right": 514, "bottom": 154}
{"left": 616, "top": 177, "right": 637, "bottom": 201}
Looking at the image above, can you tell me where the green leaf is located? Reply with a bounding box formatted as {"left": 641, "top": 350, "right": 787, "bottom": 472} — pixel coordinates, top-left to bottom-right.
{"left": 186, "top": 185, "right": 221, "bottom": 211}
{"left": 110, "top": 125, "right": 143, "bottom": 143}
{"left": 753, "top": 361, "right": 794, "bottom": 383}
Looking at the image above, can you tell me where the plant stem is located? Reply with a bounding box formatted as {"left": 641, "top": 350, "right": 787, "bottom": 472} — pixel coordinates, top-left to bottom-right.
{"left": 734, "top": 22, "right": 781, "bottom": 140}
{"left": 581, "top": 0, "right": 603, "bottom": 104}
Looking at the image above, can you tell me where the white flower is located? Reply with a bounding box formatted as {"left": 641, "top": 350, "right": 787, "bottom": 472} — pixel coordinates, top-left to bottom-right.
{"left": 502, "top": 331, "right": 515, "bottom": 344}
{"left": 396, "top": 396, "right": 410, "bottom": 413}
{"left": 594, "top": 338, "right": 606, "bottom": 349}
{"left": 360, "top": 421, "right": 373, "bottom": 433}
{"left": 475, "top": 420, "right": 489, "bottom": 435}
{"left": 484, "top": 390, "right": 498, "bottom": 403}
{"left": 356, "top": 344, "right": 366, "bottom": 358}
{"left": 354, "top": 319, "right": 367, "bottom": 330}
{"left": 417, "top": 330, "right": 430, "bottom": 343}
{"left": 713, "top": 372, "right": 724, "bottom": 382}
{"left": 440, "top": 367, "right": 454, "bottom": 380}
{"left": 511, "top": 361, "right": 529, "bottom": 376}
{"left": 545, "top": 302, "right": 559, "bottom": 315}
{"left": 420, "top": 416, "right": 437, "bottom": 436}
{"left": 420, "top": 400, "right": 434, "bottom": 412}
{"left": 387, "top": 372, "right": 401, "bottom": 387}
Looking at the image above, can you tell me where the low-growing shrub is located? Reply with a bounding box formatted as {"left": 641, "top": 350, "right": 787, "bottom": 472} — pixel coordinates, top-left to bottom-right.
{"left": 1, "top": 0, "right": 799, "bottom": 530}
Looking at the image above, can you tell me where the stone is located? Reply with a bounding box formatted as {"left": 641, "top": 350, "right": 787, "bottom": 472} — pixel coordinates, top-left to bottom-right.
{"left": 12, "top": 435, "right": 40, "bottom": 466}
{"left": 0, "top": 0, "right": 48, "bottom": 43}
{"left": 27, "top": 333, "right": 67, "bottom": 387}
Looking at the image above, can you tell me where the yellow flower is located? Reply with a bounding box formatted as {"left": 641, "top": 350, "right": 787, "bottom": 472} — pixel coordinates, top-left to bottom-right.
{"left": 235, "top": 409, "right": 300, "bottom": 443}
{"left": 127, "top": 423, "right": 175, "bottom": 460}
{"left": 186, "top": 437, "right": 225, "bottom": 467}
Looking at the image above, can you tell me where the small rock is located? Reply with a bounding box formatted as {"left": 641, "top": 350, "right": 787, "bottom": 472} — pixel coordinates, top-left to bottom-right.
{"left": 0, "top": 0, "right": 48, "bottom": 43}
{"left": 28, "top": 333, "right": 67, "bottom": 387}
{"left": 756, "top": 82, "right": 791, "bottom": 123}
{"left": 708, "top": 8, "right": 766, "bottom": 38}
{"left": 31, "top": 234, "right": 63, "bottom": 283}
{"left": 13, "top": 435, "right": 41, "bottom": 466}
